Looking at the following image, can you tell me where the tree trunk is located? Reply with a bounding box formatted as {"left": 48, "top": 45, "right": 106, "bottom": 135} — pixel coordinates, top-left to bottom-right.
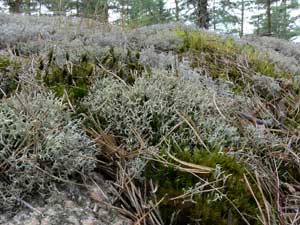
{"left": 8, "top": 0, "right": 23, "bottom": 13}
{"left": 76, "top": 0, "right": 80, "bottom": 16}
{"left": 266, "top": 0, "right": 271, "bottom": 35}
{"left": 212, "top": 0, "right": 216, "bottom": 30}
{"left": 196, "top": 0, "right": 209, "bottom": 29}
{"left": 282, "top": 0, "right": 287, "bottom": 36}
{"left": 39, "top": 0, "right": 42, "bottom": 15}
{"left": 256, "top": 3, "right": 260, "bottom": 35}
{"left": 26, "top": 0, "right": 31, "bottom": 15}
{"left": 91, "top": 0, "right": 107, "bottom": 22}
{"left": 58, "top": 0, "right": 63, "bottom": 16}
{"left": 121, "top": 0, "right": 128, "bottom": 30}
{"left": 102, "top": 2, "right": 109, "bottom": 23}
{"left": 240, "top": 0, "right": 244, "bottom": 37}
{"left": 174, "top": 0, "right": 179, "bottom": 21}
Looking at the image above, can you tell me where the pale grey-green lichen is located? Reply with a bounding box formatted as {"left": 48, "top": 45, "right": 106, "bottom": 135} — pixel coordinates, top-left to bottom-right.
{"left": 0, "top": 89, "right": 96, "bottom": 209}
{"left": 84, "top": 70, "right": 245, "bottom": 149}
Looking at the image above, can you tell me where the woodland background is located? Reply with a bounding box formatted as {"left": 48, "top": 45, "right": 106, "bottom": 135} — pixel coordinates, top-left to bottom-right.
{"left": 0, "top": 0, "right": 300, "bottom": 40}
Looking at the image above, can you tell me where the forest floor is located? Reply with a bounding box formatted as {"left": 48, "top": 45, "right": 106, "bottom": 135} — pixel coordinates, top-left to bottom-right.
{"left": 1, "top": 14, "right": 300, "bottom": 225}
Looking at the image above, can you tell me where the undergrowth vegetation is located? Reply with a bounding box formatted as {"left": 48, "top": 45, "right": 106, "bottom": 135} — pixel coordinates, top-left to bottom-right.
{"left": 84, "top": 72, "right": 243, "bottom": 149}
{"left": 145, "top": 148, "right": 260, "bottom": 225}
{"left": 1, "top": 15, "right": 300, "bottom": 225}
{"left": 37, "top": 51, "right": 96, "bottom": 102}
{"left": 0, "top": 56, "right": 20, "bottom": 98}
{"left": 176, "top": 29, "right": 291, "bottom": 90}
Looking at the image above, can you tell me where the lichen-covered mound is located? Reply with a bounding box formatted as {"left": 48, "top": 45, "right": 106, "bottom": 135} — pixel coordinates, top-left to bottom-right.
{"left": 1, "top": 14, "right": 300, "bottom": 225}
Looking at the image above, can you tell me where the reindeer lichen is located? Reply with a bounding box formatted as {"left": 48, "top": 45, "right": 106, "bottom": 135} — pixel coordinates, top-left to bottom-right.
{"left": 0, "top": 89, "right": 96, "bottom": 209}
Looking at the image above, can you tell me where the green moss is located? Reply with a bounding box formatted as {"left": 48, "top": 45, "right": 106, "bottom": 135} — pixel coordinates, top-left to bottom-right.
{"left": 40, "top": 53, "right": 95, "bottom": 103}
{"left": 40, "top": 47, "right": 148, "bottom": 102}
{"left": 175, "top": 29, "right": 290, "bottom": 93}
{"left": 145, "top": 147, "right": 261, "bottom": 225}
{"left": 99, "top": 47, "right": 146, "bottom": 85}
{"left": 177, "top": 30, "right": 237, "bottom": 55}
{"left": 0, "top": 56, "right": 20, "bottom": 98}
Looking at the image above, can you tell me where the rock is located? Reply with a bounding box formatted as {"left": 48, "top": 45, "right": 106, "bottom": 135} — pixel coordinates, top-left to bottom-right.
{"left": 0, "top": 175, "right": 132, "bottom": 225}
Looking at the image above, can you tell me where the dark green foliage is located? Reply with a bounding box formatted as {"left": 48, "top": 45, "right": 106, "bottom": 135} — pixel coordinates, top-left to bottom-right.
{"left": 0, "top": 56, "right": 20, "bottom": 98}
{"left": 39, "top": 52, "right": 95, "bottom": 103}
{"left": 98, "top": 47, "right": 146, "bottom": 85}
{"left": 112, "top": 0, "right": 172, "bottom": 27}
{"left": 250, "top": 0, "right": 300, "bottom": 40}
{"left": 145, "top": 147, "right": 260, "bottom": 225}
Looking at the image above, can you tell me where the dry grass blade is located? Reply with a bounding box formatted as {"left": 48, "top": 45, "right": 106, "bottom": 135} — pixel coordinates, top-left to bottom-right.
{"left": 166, "top": 151, "right": 212, "bottom": 173}
{"left": 176, "top": 111, "right": 209, "bottom": 152}
{"left": 16, "top": 197, "right": 43, "bottom": 215}
{"left": 63, "top": 88, "right": 75, "bottom": 112}
{"left": 114, "top": 162, "right": 164, "bottom": 225}
{"left": 95, "top": 56, "right": 129, "bottom": 87}
{"left": 213, "top": 91, "right": 228, "bottom": 121}
{"left": 84, "top": 125, "right": 163, "bottom": 224}
{"left": 83, "top": 127, "right": 134, "bottom": 159}
{"left": 244, "top": 173, "right": 268, "bottom": 225}
{"left": 133, "top": 196, "right": 165, "bottom": 225}
{"left": 156, "top": 121, "right": 184, "bottom": 147}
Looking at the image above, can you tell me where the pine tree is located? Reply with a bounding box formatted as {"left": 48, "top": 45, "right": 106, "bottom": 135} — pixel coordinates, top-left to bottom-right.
{"left": 178, "top": 0, "right": 210, "bottom": 28}
{"left": 196, "top": 0, "right": 209, "bottom": 28}
{"left": 83, "top": 0, "right": 109, "bottom": 22}
{"left": 174, "top": 0, "right": 180, "bottom": 21}
{"left": 211, "top": 0, "right": 239, "bottom": 34}
{"left": 266, "top": 0, "right": 271, "bottom": 34}
{"left": 3, "top": 0, "right": 23, "bottom": 13}
{"left": 23, "top": 0, "right": 41, "bottom": 15}
{"left": 250, "top": 0, "right": 300, "bottom": 39}
{"left": 111, "top": 0, "right": 171, "bottom": 27}
{"left": 184, "top": 0, "right": 209, "bottom": 28}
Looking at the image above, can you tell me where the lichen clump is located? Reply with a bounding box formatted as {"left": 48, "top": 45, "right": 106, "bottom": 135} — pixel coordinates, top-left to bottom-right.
{"left": 84, "top": 72, "right": 243, "bottom": 149}
{"left": 0, "top": 90, "right": 96, "bottom": 208}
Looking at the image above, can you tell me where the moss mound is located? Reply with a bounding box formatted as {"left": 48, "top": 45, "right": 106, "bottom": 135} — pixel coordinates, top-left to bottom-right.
{"left": 99, "top": 47, "right": 146, "bottom": 85}
{"left": 176, "top": 29, "right": 290, "bottom": 92}
{"left": 145, "top": 148, "right": 260, "bottom": 225}
{"left": 38, "top": 47, "right": 146, "bottom": 106}
{"left": 37, "top": 51, "right": 96, "bottom": 103}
